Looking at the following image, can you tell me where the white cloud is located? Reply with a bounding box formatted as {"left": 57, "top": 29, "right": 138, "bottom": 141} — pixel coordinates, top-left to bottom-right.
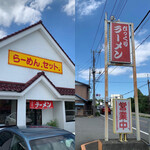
{"left": 76, "top": 0, "right": 104, "bottom": 16}
{"left": 130, "top": 73, "right": 150, "bottom": 78}
{"left": 79, "top": 67, "right": 132, "bottom": 81}
{"left": 0, "top": 29, "right": 7, "bottom": 38}
{"left": 0, "top": 0, "right": 53, "bottom": 27}
{"left": 135, "top": 40, "right": 150, "bottom": 66}
{"left": 79, "top": 69, "right": 89, "bottom": 80}
{"left": 136, "top": 29, "right": 148, "bottom": 36}
{"left": 63, "top": 0, "right": 75, "bottom": 16}
{"left": 108, "top": 67, "right": 132, "bottom": 76}
{"left": 30, "top": 0, "right": 53, "bottom": 11}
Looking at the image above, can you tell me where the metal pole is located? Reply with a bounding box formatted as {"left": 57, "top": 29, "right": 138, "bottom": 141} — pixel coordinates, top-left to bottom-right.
{"left": 131, "top": 23, "right": 141, "bottom": 141}
{"left": 147, "top": 79, "right": 150, "bottom": 114}
{"left": 93, "top": 51, "right": 96, "bottom": 116}
{"left": 104, "top": 13, "right": 108, "bottom": 141}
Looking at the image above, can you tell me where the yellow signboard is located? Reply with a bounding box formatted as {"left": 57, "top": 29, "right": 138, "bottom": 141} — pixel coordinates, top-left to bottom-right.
{"left": 8, "top": 50, "right": 63, "bottom": 74}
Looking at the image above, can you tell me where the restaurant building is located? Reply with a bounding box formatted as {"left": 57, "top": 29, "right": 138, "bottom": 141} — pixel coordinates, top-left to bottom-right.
{"left": 0, "top": 21, "right": 75, "bottom": 132}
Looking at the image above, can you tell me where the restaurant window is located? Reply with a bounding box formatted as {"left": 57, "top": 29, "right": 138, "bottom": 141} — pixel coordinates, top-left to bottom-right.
{"left": 65, "top": 102, "right": 75, "bottom": 122}
{"left": 0, "top": 100, "right": 17, "bottom": 127}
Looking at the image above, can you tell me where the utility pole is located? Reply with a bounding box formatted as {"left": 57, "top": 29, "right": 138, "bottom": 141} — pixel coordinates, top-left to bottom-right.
{"left": 92, "top": 50, "right": 96, "bottom": 116}
{"left": 89, "top": 67, "right": 91, "bottom": 99}
{"left": 147, "top": 78, "right": 150, "bottom": 114}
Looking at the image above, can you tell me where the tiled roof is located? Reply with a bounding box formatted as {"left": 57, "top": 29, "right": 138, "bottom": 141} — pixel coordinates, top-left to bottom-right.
{"left": 0, "top": 21, "right": 74, "bottom": 66}
{"left": 0, "top": 72, "right": 75, "bottom": 95}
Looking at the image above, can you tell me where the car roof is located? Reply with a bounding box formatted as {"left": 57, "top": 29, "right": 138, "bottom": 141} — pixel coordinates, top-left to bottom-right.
{"left": 1, "top": 126, "right": 73, "bottom": 141}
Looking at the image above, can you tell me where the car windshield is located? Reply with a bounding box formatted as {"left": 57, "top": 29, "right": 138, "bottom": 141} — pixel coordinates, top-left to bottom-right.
{"left": 30, "top": 134, "right": 75, "bottom": 150}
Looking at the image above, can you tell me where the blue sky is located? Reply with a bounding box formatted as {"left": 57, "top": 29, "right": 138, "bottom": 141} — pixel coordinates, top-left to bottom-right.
{"left": 76, "top": 0, "right": 150, "bottom": 99}
{"left": 0, "top": 0, "right": 150, "bottom": 100}
{"left": 0, "top": 0, "right": 75, "bottom": 62}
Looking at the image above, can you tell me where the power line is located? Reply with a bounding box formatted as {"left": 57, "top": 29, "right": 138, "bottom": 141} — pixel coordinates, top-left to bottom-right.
{"left": 134, "top": 15, "right": 150, "bottom": 37}
{"left": 135, "top": 33, "right": 150, "bottom": 50}
{"left": 122, "top": 83, "right": 148, "bottom": 96}
{"left": 95, "top": 0, "right": 119, "bottom": 51}
{"left": 110, "top": 0, "right": 117, "bottom": 16}
{"left": 91, "top": 0, "right": 108, "bottom": 50}
{"left": 117, "top": 0, "right": 128, "bottom": 19}
{"left": 134, "top": 10, "right": 150, "bottom": 33}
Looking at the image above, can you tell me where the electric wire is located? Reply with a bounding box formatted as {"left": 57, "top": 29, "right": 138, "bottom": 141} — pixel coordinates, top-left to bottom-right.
{"left": 122, "top": 83, "right": 148, "bottom": 96}
{"left": 90, "top": 0, "right": 108, "bottom": 51}
{"left": 117, "top": 0, "right": 128, "bottom": 19}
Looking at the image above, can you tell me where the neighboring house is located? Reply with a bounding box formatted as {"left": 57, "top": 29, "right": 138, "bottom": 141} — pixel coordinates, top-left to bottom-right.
{"left": 110, "top": 94, "right": 123, "bottom": 108}
{"left": 75, "top": 81, "right": 92, "bottom": 116}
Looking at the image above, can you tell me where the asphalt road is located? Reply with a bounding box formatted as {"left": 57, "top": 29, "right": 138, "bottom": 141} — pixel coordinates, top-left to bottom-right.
{"left": 75, "top": 116, "right": 137, "bottom": 150}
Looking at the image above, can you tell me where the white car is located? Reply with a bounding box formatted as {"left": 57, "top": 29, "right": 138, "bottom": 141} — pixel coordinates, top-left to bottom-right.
{"left": 5, "top": 112, "right": 32, "bottom": 125}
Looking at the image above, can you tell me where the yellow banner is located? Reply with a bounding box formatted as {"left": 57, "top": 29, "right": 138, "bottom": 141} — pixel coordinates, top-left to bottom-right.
{"left": 8, "top": 50, "right": 63, "bottom": 74}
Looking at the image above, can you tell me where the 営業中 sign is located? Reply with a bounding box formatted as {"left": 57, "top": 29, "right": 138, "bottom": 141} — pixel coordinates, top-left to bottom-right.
{"left": 113, "top": 99, "right": 132, "bottom": 133}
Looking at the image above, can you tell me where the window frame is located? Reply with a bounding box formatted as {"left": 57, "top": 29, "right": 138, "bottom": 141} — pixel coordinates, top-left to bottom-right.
{"left": 65, "top": 102, "right": 75, "bottom": 122}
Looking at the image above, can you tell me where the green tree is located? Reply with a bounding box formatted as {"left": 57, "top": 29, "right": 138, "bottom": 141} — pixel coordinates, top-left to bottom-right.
{"left": 130, "top": 89, "right": 149, "bottom": 114}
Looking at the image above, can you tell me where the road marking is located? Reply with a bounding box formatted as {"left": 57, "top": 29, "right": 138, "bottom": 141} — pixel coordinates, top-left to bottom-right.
{"left": 101, "top": 115, "right": 149, "bottom": 135}
{"left": 132, "top": 127, "right": 149, "bottom": 135}
{"left": 132, "top": 117, "right": 147, "bottom": 123}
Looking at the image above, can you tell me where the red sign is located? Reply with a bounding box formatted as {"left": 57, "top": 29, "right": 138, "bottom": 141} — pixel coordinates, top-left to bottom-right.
{"left": 111, "top": 22, "right": 131, "bottom": 63}
{"left": 30, "top": 100, "right": 53, "bottom": 109}
{"left": 113, "top": 99, "right": 132, "bottom": 133}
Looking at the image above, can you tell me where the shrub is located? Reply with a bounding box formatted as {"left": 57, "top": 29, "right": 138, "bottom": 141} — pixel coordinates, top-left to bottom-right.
{"left": 46, "top": 119, "right": 58, "bottom": 127}
{"left": 95, "top": 112, "right": 100, "bottom": 116}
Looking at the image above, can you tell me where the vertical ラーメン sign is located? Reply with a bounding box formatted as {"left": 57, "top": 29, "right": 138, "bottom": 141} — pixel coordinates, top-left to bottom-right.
{"left": 113, "top": 99, "right": 132, "bottom": 134}
{"left": 110, "top": 22, "right": 131, "bottom": 63}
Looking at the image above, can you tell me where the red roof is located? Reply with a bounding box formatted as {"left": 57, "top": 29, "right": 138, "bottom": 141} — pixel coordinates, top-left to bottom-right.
{"left": 0, "top": 72, "right": 75, "bottom": 95}
{"left": 0, "top": 20, "right": 75, "bottom": 66}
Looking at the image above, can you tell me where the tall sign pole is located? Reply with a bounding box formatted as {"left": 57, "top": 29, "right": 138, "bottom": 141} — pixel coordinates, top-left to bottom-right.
{"left": 104, "top": 13, "right": 141, "bottom": 141}
{"left": 104, "top": 13, "right": 108, "bottom": 141}
{"left": 131, "top": 23, "right": 141, "bottom": 141}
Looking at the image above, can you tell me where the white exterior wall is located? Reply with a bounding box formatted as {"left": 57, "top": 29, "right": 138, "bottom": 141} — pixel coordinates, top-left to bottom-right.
{"left": 0, "top": 30, "right": 74, "bottom": 88}
{"left": 53, "top": 101, "right": 65, "bottom": 129}
{"left": 42, "top": 109, "right": 54, "bottom": 125}
{"left": 17, "top": 96, "right": 26, "bottom": 127}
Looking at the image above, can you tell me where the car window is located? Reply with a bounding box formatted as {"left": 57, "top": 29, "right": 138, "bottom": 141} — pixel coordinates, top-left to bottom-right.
{"left": 10, "top": 134, "right": 28, "bottom": 150}
{"left": 0, "top": 131, "right": 13, "bottom": 150}
{"left": 30, "top": 134, "right": 75, "bottom": 150}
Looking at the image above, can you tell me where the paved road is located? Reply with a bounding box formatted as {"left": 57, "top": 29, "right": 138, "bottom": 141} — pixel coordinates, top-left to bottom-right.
{"left": 75, "top": 116, "right": 136, "bottom": 150}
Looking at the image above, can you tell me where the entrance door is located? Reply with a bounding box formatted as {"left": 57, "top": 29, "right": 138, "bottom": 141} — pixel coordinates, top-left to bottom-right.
{"left": 26, "top": 102, "right": 42, "bottom": 125}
